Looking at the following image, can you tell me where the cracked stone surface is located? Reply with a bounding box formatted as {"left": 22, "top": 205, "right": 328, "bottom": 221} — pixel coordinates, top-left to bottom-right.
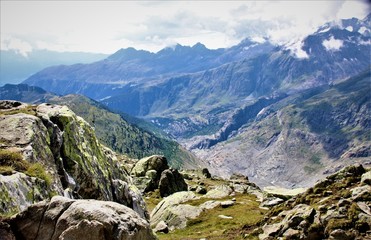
{"left": 6, "top": 196, "right": 157, "bottom": 240}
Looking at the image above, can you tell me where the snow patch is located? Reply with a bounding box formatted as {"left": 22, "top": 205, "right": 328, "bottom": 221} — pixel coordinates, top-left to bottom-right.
{"left": 318, "top": 27, "right": 331, "bottom": 34}
{"left": 99, "top": 96, "right": 111, "bottom": 101}
{"left": 251, "top": 36, "right": 266, "bottom": 44}
{"left": 322, "top": 36, "right": 343, "bottom": 51}
{"left": 285, "top": 40, "right": 309, "bottom": 59}
{"left": 243, "top": 43, "right": 258, "bottom": 51}
{"left": 345, "top": 26, "right": 353, "bottom": 32}
{"left": 359, "top": 39, "right": 371, "bottom": 45}
{"left": 359, "top": 26, "right": 368, "bottom": 34}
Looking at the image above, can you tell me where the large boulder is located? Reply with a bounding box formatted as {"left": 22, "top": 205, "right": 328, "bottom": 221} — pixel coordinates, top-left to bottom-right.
{"left": 5, "top": 196, "right": 157, "bottom": 240}
{"left": 131, "top": 155, "right": 169, "bottom": 193}
{"left": 131, "top": 155, "right": 169, "bottom": 177}
{"left": 0, "top": 111, "right": 64, "bottom": 195}
{"left": 159, "top": 168, "right": 188, "bottom": 197}
{"left": 150, "top": 191, "right": 201, "bottom": 230}
{"left": 0, "top": 101, "right": 149, "bottom": 219}
{"left": 204, "top": 185, "right": 233, "bottom": 199}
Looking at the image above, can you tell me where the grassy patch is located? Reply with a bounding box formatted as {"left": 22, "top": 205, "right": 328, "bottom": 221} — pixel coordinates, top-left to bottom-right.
{"left": 0, "top": 149, "right": 29, "bottom": 172}
{"left": 0, "top": 166, "right": 14, "bottom": 175}
{"left": 0, "top": 105, "right": 37, "bottom": 116}
{"left": 26, "top": 162, "right": 52, "bottom": 186}
{"left": 145, "top": 189, "right": 162, "bottom": 213}
{"left": 157, "top": 194, "right": 266, "bottom": 240}
{"left": 0, "top": 149, "right": 52, "bottom": 186}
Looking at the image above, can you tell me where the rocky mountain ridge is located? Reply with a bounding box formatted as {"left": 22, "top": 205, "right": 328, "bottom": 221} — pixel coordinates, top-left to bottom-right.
{"left": 0, "top": 49, "right": 107, "bottom": 86}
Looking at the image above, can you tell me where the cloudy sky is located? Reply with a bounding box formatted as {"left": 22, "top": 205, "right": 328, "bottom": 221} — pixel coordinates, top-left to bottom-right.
{"left": 1, "top": 0, "right": 369, "bottom": 55}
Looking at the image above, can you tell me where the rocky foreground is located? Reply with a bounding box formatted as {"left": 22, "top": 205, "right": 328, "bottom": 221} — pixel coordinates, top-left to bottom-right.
{"left": 0, "top": 101, "right": 156, "bottom": 239}
{"left": 254, "top": 164, "right": 371, "bottom": 240}
{"left": 0, "top": 100, "right": 370, "bottom": 240}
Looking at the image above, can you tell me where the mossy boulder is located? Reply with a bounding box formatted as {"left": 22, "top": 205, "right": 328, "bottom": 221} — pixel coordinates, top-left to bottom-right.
{"left": 0, "top": 101, "right": 149, "bottom": 219}
{"left": 0, "top": 172, "right": 49, "bottom": 216}
{"left": 131, "top": 155, "right": 169, "bottom": 177}
{"left": 131, "top": 155, "right": 167, "bottom": 193}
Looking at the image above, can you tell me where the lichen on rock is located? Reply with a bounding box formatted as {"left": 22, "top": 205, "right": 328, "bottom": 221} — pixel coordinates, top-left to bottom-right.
{"left": 0, "top": 101, "right": 150, "bottom": 220}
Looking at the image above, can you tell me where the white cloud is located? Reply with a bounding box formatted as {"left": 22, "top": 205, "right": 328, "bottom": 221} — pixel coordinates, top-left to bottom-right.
{"left": 1, "top": 36, "right": 32, "bottom": 57}
{"left": 322, "top": 36, "right": 344, "bottom": 51}
{"left": 0, "top": 0, "right": 369, "bottom": 54}
{"left": 336, "top": 0, "right": 370, "bottom": 19}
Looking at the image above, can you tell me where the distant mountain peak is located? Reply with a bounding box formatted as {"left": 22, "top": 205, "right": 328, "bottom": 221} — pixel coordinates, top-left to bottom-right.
{"left": 107, "top": 47, "right": 152, "bottom": 61}
{"left": 284, "top": 15, "right": 370, "bottom": 59}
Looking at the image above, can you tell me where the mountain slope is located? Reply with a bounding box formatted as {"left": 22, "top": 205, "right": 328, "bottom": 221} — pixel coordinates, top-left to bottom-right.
{"left": 19, "top": 15, "right": 371, "bottom": 188}
{"left": 195, "top": 71, "right": 370, "bottom": 187}
{"left": 23, "top": 40, "right": 274, "bottom": 100}
{"left": 102, "top": 15, "right": 370, "bottom": 120}
{"left": 0, "top": 49, "right": 107, "bottom": 86}
{"left": 0, "top": 84, "right": 200, "bottom": 169}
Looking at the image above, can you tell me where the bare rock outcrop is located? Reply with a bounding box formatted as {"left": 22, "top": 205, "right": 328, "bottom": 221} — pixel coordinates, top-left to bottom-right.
{"left": 0, "top": 101, "right": 148, "bottom": 219}
{"left": 3, "top": 196, "right": 157, "bottom": 240}
{"left": 257, "top": 165, "right": 371, "bottom": 240}
{"left": 159, "top": 168, "right": 188, "bottom": 197}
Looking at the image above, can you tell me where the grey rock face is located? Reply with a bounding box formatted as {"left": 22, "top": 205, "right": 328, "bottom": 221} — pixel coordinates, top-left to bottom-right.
{"left": 204, "top": 185, "right": 233, "bottom": 199}
{"left": 361, "top": 171, "right": 371, "bottom": 185}
{"left": 6, "top": 196, "right": 157, "bottom": 240}
{"left": 159, "top": 168, "right": 188, "bottom": 197}
{"left": 0, "top": 101, "right": 149, "bottom": 219}
{"left": 150, "top": 191, "right": 200, "bottom": 230}
{"left": 0, "top": 173, "right": 49, "bottom": 214}
{"left": 131, "top": 155, "right": 169, "bottom": 193}
{"left": 258, "top": 165, "right": 371, "bottom": 240}
{"left": 154, "top": 220, "right": 169, "bottom": 233}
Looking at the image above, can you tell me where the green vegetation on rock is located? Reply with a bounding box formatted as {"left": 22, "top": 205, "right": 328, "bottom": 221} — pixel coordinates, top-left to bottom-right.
{"left": 0, "top": 149, "right": 52, "bottom": 186}
{"left": 25, "top": 162, "right": 52, "bottom": 186}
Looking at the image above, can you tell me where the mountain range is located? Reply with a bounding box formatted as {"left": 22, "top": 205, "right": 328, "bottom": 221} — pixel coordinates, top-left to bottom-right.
{"left": 16, "top": 15, "right": 371, "bottom": 187}
{"left": 0, "top": 49, "right": 107, "bottom": 86}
